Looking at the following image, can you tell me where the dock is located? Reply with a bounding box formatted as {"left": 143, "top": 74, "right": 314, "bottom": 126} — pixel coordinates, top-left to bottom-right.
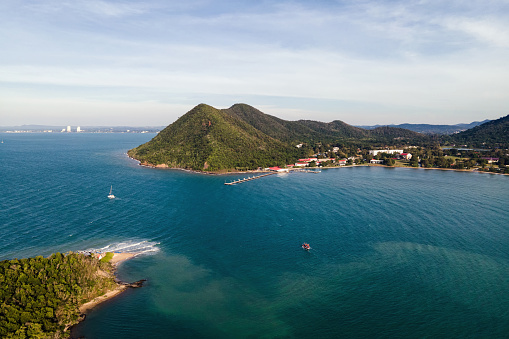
{"left": 224, "top": 172, "right": 276, "bottom": 185}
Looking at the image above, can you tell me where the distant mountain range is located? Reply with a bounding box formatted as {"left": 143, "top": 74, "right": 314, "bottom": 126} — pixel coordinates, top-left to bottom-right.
{"left": 356, "top": 120, "right": 490, "bottom": 134}
{"left": 127, "top": 103, "right": 428, "bottom": 172}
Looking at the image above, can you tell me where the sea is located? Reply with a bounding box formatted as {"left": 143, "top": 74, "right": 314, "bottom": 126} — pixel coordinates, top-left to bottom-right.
{"left": 1, "top": 133, "right": 509, "bottom": 339}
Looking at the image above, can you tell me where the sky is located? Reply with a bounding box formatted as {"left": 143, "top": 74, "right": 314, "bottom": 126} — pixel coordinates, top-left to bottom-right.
{"left": 1, "top": 0, "right": 509, "bottom": 126}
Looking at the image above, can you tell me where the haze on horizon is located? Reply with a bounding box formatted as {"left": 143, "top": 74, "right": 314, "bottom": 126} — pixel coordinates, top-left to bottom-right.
{"left": 1, "top": 0, "right": 508, "bottom": 127}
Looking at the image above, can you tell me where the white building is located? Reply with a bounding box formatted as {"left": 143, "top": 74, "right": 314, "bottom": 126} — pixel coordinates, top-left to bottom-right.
{"left": 77, "top": 126, "right": 81, "bottom": 132}
{"left": 369, "top": 149, "right": 403, "bottom": 156}
{"left": 66, "top": 126, "right": 71, "bottom": 132}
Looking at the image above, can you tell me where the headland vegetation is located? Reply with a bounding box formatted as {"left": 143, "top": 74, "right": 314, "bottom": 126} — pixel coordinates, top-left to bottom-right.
{"left": 0, "top": 251, "right": 142, "bottom": 338}
{"left": 127, "top": 103, "right": 509, "bottom": 175}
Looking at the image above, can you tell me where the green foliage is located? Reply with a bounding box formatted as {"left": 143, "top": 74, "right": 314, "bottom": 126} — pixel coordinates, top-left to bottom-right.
{"left": 450, "top": 114, "right": 509, "bottom": 148}
{"left": 100, "top": 252, "right": 114, "bottom": 263}
{"left": 0, "top": 253, "right": 117, "bottom": 338}
{"left": 128, "top": 103, "right": 433, "bottom": 172}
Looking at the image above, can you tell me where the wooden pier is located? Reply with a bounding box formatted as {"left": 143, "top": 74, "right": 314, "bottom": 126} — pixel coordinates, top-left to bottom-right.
{"left": 224, "top": 172, "right": 276, "bottom": 185}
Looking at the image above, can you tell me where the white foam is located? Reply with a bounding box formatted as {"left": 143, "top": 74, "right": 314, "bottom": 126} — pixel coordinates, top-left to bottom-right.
{"left": 83, "top": 240, "right": 160, "bottom": 256}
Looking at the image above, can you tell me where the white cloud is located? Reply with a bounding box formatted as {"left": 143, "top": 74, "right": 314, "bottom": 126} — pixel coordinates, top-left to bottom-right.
{"left": 1, "top": 0, "right": 508, "bottom": 125}
{"left": 443, "top": 18, "right": 509, "bottom": 47}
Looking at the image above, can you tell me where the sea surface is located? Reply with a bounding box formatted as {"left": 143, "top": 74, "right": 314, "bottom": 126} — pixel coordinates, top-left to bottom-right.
{"left": 1, "top": 133, "right": 509, "bottom": 338}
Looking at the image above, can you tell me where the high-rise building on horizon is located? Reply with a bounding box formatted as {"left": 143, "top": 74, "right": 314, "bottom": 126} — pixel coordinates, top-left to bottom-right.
{"left": 66, "top": 126, "right": 71, "bottom": 132}
{"left": 77, "top": 126, "right": 81, "bottom": 132}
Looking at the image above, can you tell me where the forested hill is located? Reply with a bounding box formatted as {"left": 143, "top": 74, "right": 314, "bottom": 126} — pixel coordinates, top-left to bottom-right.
{"left": 450, "top": 114, "right": 509, "bottom": 147}
{"left": 224, "top": 104, "right": 425, "bottom": 144}
{"left": 128, "top": 103, "right": 428, "bottom": 172}
{"left": 128, "top": 104, "right": 300, "bottom": 171}
{"left": 0, "top": 253, "right": 117, "bottom": 338}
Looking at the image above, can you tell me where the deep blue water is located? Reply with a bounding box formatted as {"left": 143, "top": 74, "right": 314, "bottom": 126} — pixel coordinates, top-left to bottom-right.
{"left": 1, "top": 133, "right": 509, "bottom": 338}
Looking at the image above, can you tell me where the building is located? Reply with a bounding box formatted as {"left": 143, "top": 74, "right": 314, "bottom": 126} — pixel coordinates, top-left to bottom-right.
{"left": 337, "top": 159, "right": 347, "bottom": 166}
{"left": 400, "top": 153, "right": 412, "bottom": 160}
{"left": 66, "top": 126, "right": 71, "bottom": 132}
{"left": 370, "top": 159, "right": 384, "bottom": 164}
{"left": 369, "top": 149, "right": 403, "bottom": 156}
{"left": 77, "top": 126, "right": 82, "bottom": 132}
{"left": 268, "top": 166, "right": 289, "bottom": 172}
{"left": 482, "top": 157, "right": 499, "bottom": 164}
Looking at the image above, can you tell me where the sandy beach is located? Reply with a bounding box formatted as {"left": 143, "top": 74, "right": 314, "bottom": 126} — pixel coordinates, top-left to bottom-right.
{"left": 110, "top": 252, "right": 138, "bottom": 265}
{"left": 78, "top": 252, "right": 139, "bottom": 314}
{"left": 79, "top": 285, "right": 127, "bottom": 313}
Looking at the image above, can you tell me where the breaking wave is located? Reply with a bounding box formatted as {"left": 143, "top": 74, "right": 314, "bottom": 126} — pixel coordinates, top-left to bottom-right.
{"left": 83, "top": 240, "right": 160, "bottom": 255}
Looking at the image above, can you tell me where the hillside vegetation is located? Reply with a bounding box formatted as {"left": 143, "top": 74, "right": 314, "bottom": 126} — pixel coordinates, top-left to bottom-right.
{"left": 128, "top": 103, "right": 429, "bottom": 171}
{"left": 0, "top": 253, "right": 117, "bottom": 338}
{"left": 128, "top": 104, "right": 301, "bottom": 171}
{"left": 450, "top": 114, "right": 509, "bottom": 148}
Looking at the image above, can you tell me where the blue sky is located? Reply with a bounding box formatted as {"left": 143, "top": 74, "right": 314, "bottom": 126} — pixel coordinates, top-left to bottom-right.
{"left": 1, "top": 0, "right": 509, "bottom": 126}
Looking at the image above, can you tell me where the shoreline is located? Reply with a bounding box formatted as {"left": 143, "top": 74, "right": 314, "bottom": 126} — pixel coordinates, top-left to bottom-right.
{"left": 358, "top": 163, "right": 509, "bottom": 176}
{"left": 127, "top": 154, "right": 271, "bottom": 175}
{"left": 77, "top": 252, "right": 139, "bottom": 314}
{"left": 128, "top": 154, "right": 508, "bottom": 177}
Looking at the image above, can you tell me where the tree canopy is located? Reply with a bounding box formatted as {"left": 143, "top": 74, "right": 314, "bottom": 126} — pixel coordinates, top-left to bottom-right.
{"left": 0, "top": 253, "right": 117, "bottom": 338}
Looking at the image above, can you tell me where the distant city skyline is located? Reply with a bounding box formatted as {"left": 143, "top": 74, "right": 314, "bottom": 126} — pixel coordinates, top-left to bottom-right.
{"left": 1, "top": 0, "right": 508, "bottom": 126}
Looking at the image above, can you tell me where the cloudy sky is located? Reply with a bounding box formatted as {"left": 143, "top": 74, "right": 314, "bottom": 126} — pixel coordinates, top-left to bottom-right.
{"left": 1, "top": 0, "right": 508, "bottom": 126}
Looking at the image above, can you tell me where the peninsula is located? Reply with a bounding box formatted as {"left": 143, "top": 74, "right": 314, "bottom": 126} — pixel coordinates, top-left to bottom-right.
{"left": 0, "top": 251, "right": 142, "bottom": 338}
{"left": 128, "top": 103, "right": 509, "bottom": 174}
{"left": 127, "top": 103, "right": 426, "bottom": 172}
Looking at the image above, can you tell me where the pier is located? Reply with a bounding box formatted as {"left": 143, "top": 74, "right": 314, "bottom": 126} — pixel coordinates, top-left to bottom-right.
{"left": 224, "top": 172, "right": 276, "bottom": 185}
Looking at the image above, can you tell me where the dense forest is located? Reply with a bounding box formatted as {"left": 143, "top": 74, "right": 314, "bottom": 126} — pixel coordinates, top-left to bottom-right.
{"left": 128, "top": 103, "right": 430, "bottom": 172}
{"left": 448, "top": 114, "right": 509, "bottom": 148}
{"left": 0, "top": 252, "right": 117, "bottom": 338}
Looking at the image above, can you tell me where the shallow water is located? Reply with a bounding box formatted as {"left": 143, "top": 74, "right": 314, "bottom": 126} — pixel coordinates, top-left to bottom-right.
{"left": 1, "top": 133, "right": 508, "bottom": 338}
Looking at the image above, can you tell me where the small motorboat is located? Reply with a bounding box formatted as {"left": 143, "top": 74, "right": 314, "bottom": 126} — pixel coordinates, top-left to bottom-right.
{"left": 302, "top": 243, "right": 311, "bottom": 251}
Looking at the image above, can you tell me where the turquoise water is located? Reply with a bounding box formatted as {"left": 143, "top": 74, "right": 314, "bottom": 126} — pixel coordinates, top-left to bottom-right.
{"left": 1, "top": 133, "right": 509, "bottom": 338}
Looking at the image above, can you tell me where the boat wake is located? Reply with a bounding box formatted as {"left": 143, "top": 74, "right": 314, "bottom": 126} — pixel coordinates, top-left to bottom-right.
{"left": 83, "top": 240, "right": 160, "bottom": 256}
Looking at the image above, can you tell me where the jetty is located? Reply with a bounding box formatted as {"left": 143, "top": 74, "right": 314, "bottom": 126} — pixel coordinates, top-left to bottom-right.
{"left": 224, "top": 172, "right": 276, "bottom": 185}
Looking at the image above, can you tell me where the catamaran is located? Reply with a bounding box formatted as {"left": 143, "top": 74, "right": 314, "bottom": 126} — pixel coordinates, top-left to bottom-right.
{"left": 108, "top": 185, "right": 115, "bottom": 199}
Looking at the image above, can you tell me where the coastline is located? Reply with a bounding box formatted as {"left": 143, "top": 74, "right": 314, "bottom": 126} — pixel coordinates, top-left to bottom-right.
{"left": 127, "top": 154, "right": 271, "bottom": 175}
{"left": 360, "top": 163, "right": 509, "bottom": 176}
{"left": 128, "top": 154, "right": 508, "bottom": 177}
{"left": 78, "top": 252, "right": 139, "bottom": 314}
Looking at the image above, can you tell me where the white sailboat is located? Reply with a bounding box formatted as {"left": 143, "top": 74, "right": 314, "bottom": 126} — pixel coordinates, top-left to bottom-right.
{"left": 108, "top": 185, "right": 115, "bottom": 199}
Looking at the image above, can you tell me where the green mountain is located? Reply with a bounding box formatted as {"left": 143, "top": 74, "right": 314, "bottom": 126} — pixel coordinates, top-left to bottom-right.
{"left": 128, "top": 103, "right": 428, "bottom": 172}
{"left": 128, "top": 104, "right": 300, "bottom": 172}
{"left": 451, "top": 114, "right": 509, "bottom": 147}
